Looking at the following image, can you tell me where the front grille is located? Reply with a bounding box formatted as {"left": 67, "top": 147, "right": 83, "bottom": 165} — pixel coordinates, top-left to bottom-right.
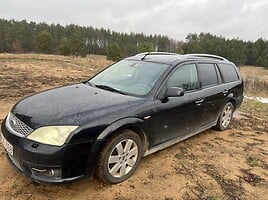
{"left": 7, "top": 112, "right": 33, "bottom": 137}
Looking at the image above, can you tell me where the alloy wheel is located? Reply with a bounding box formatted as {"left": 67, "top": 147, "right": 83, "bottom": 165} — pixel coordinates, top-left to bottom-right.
{"left": 108, "top": 139, "right": 138, "bottom": 178}
{"left": 221, "top": 104, "right": 233, "bottom": 128}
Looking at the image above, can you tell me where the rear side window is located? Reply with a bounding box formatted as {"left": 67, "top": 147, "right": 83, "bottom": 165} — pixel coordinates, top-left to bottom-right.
{"left": 218, "top": 64, "right": 239, "bottom": 83}
{"left": 198, "top": 63, "right": 218, "bottom": 87}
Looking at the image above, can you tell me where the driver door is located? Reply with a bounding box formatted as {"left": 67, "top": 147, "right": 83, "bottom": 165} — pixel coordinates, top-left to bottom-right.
{"left": 151, "top": 63, "right": 204, "bottom": 142}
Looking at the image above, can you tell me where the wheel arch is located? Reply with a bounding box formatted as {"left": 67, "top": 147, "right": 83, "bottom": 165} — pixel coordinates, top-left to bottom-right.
{"left": 229, "top": 98, "right": 236, "bottom": 110}
{"left": 96, "top": 117, "right": 148, "bottom": 155}
{"left": 226, "top": 93, "right": 237, "bottom": 110}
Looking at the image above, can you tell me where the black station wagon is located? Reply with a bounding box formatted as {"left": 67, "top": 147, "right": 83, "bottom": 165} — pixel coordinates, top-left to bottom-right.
{"left": 0, "top": 52, "right": 243, "bottom": 183}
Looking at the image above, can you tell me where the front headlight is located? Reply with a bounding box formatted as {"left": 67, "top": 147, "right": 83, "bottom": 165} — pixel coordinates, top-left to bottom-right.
{"left": 27, "top": 126, "right": 78, "bottom": 146}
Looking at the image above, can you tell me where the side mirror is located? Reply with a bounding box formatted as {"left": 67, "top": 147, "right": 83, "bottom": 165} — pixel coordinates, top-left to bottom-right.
{"left": 165, "top": 87, "right": 184, "bottom": 97}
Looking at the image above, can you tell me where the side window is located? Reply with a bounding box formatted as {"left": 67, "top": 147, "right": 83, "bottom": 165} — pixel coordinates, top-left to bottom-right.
{"left": 218, "top": 63, "right": 239, "bottom": 83}
{"left": 198, "top": 63, "right": 218, "bottom": 87}
{"left": 167, "top": 64, "right": 199, "bottom": 92}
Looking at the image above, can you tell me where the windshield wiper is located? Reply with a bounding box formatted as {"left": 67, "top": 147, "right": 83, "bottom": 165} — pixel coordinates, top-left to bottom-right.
{"left": 95, "top": 84, "right": 127, "bottom": 95}
{"left": 86, "top": 81, "right": 96, "bottom": 87}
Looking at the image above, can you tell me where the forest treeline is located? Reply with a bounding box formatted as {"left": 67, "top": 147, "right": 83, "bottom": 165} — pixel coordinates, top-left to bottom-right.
{"left": 0, "top": 19, "right": 268, "bottom": 67}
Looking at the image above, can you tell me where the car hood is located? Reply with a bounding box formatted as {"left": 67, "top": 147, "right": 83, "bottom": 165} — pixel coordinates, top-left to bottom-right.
{"left": 11, "top": 84, "right": 145, "bottom": 129}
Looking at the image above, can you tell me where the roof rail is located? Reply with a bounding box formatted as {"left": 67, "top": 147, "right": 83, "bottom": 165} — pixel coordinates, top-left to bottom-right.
{"left": 135, "top": 52, "right": 178, "bottom": 56}
{"left": 186, "top": 54, "right": 229, "bottom": 61}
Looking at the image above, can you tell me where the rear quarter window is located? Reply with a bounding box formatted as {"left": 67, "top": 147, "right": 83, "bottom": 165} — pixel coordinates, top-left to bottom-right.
{"left": 218, "top": 63, "right": 239, "bottom": 83}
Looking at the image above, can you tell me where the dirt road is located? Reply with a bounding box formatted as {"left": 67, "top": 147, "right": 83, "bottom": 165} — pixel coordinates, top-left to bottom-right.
{"left": 0, "top": 54, "right": 267, "bottom": 200}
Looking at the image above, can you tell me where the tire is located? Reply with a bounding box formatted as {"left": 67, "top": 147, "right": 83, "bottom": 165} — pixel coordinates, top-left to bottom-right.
{"left": 96, "top": 129, "right": 142, "bottom": 183}
{"left": 215, "top": 102, "right": 234, "bottom": 131}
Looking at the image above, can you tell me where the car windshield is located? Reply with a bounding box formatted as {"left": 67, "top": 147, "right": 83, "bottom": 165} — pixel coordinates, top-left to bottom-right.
{"left": 89, "top": 60, "right": 169, "bottom": 96}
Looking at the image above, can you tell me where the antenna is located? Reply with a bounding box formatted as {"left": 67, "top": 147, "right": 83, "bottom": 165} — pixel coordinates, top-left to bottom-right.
{"left": 136, "top": 52, "right": 178, "bottom": 60}
{"left": 141, "top": 52, "right": 151, "bottom": 60}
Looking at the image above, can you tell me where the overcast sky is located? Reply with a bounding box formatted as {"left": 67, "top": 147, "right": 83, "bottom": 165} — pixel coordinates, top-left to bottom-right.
{"left": 0, "top": 0, "right": 267, "bottom": 41}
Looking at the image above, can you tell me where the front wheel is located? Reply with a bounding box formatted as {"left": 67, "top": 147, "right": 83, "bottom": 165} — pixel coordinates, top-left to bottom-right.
{"left": 215, "top": 102, "right": 234, "bottom": 131}
{"left": 96, "top": 129, "right": 142, "bottom": 183}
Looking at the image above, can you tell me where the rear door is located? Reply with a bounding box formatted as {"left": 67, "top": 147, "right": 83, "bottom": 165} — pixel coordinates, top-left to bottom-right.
{"left": 217, "top": 63, "right": 243, "bottom": 99}
{"left": 197, "top": 62, "right": 226, "bottom": 127}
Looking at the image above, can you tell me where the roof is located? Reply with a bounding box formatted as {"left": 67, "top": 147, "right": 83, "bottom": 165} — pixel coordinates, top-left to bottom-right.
{"left": 127, "top": 52, "right": 230, "bottom": 65}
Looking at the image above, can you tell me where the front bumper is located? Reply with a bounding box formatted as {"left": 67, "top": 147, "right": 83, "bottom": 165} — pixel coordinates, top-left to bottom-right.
{"left": 1, "top": 119, "right": 96, "bottom": 183}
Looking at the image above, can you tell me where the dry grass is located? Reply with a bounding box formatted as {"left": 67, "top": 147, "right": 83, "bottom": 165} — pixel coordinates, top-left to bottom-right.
{"left": 239, "top": 66, "right": 268, "bottom": 97}
{"left": 0, "top": 53, "right": 112, "bottom": 102}
{"left": 240, "top": 98, "right": 268, "bottom": 119}
{"left": 0, "top": 53, "right": 112, "bottom": 68}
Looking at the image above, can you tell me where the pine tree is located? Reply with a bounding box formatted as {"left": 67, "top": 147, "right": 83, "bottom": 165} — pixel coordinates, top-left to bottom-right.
{"left": 107, "top": 42, "right": 123, "bottom": 61}
{"left": 34, "top": 31, "right": 53, "bottom": 54}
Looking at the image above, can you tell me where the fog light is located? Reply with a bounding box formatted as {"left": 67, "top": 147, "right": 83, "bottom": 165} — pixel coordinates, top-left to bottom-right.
{"left": 48, "top": 169, "right": 54, "bottom": 176}
{"left": 31, "top": 167, "right": 62, "bottom": 178}
{"left": 48, "top": 168, "right": 61, "bottom": 178}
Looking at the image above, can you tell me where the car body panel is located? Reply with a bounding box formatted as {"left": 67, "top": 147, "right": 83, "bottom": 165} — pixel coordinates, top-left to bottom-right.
{"left": 12, "top": 83, "right": 145, "bottom": 129}
{"left": 151, "top": 90, "right": 204, "bottom": 143}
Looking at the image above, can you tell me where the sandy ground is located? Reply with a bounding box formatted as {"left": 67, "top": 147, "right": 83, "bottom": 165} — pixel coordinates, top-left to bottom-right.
{"left": 0, "top": 54, "right": 267, "bottom": 200}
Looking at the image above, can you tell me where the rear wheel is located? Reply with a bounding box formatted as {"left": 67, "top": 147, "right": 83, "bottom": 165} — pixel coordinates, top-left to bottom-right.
{"left": 96, "top": 129, "right": 142, "bottom": 183}
{"left": 215, "top": 102, "right": 234, "bottom": 130}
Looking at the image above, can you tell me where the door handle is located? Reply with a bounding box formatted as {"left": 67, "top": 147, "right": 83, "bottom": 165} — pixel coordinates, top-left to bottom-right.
{"left": 195, "top": 98, "right": 204, "bottom": 106}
